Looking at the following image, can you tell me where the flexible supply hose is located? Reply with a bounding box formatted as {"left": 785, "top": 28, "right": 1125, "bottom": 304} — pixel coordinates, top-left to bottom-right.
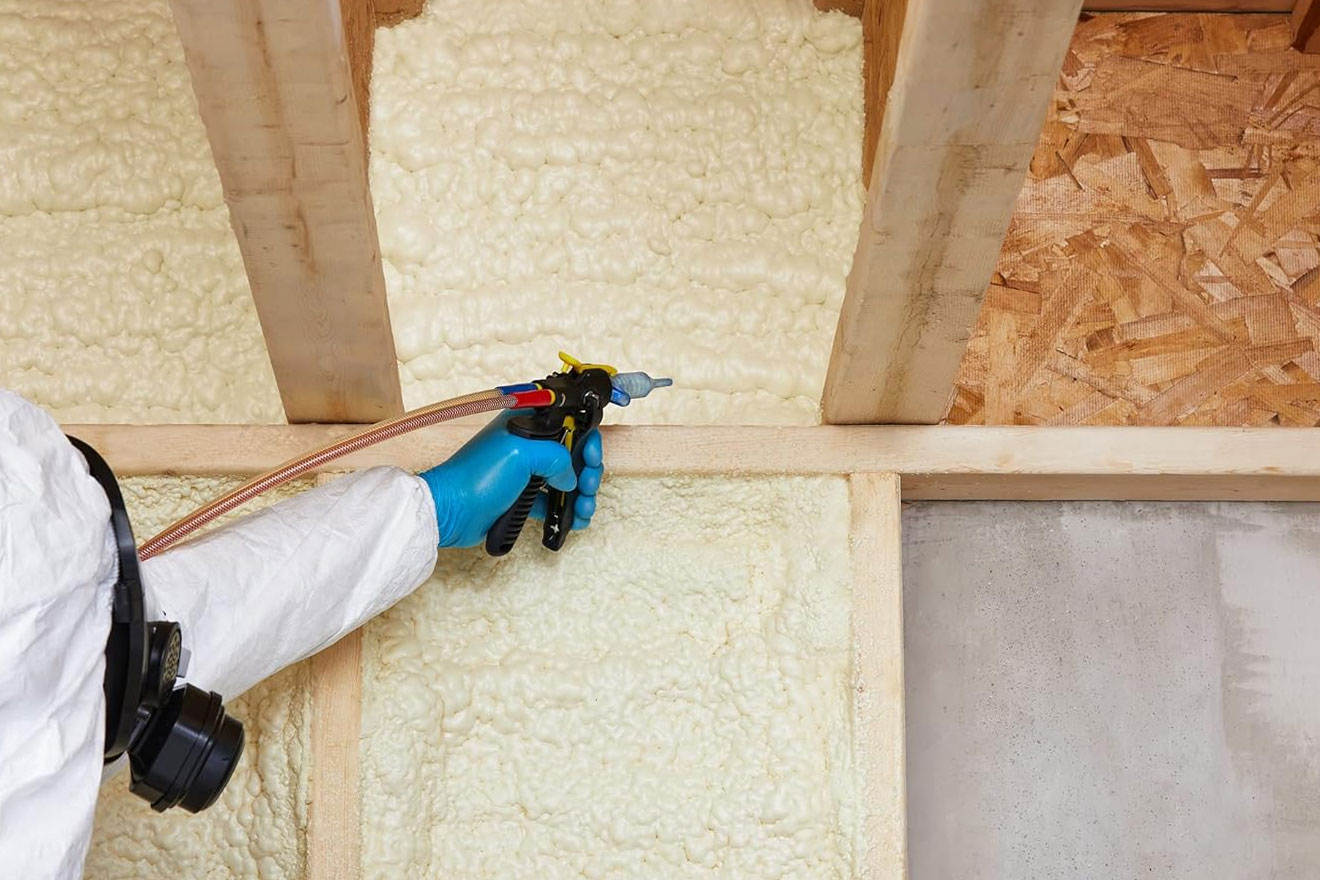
{"left": 137, "top": 389, "right": 519, "bottom": 561}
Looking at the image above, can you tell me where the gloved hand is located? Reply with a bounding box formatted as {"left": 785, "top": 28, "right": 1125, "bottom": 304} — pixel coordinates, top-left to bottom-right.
{"left": 419, "top": 411, "right": 604, "bottom": 549}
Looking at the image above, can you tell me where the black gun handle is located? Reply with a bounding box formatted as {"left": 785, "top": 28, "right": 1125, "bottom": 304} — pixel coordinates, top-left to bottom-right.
{"left": 485, "top": 476, "right": 545, "bottom": 557}
{"left": 542, "top": 438, "right": 587, "bottom": 551}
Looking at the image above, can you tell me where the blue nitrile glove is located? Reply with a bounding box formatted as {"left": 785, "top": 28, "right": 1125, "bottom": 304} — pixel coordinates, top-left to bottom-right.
{"left": 419, "top": 410, "right": 604, "bottom": 549}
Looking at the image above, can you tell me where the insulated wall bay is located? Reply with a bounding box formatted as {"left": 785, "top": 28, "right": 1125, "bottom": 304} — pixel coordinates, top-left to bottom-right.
{"left": 371, "top": 0, "right": 863, "bottom": 424}
{"left": 359, "top": 475, "right": 868, "bottom": 879}
{"left": 0, "top": 0, "right": 862, "bottom": 427}
{"left": 903, "top": 501, "right": 1320, "bottom": 879}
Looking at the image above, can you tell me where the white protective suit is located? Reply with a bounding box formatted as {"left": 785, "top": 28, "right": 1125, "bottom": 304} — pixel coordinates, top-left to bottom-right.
{"left": 0, "top": 390, "right": 441, "bottom": 877}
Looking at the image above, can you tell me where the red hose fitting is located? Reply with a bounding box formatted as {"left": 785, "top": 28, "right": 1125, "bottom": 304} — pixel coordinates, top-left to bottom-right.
{"left": 512, "top": 389, "right": 556, "bottom": 408}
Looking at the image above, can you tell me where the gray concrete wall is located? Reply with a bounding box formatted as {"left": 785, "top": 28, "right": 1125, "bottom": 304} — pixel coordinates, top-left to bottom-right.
{"left": 902, "top": 502, "right": 1320, "bottom": 880}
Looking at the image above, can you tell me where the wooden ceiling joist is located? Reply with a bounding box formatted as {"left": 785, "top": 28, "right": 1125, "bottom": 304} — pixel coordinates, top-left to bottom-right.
{"left": 169, "top": 0, "right": 403, "bottom": 424}
{"left": 1294, "top": 0, "right": 1320, "bottom": 50}
{"left": 821, "top": 0, "right": 1084, "bottom": 425}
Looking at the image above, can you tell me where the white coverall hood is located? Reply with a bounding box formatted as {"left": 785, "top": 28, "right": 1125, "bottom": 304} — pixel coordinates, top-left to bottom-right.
{"left": 0, "top": 391, "right": 441, "bottom": 877}
{"left": 0, "top": 390, "right": 117, "bottom": 877}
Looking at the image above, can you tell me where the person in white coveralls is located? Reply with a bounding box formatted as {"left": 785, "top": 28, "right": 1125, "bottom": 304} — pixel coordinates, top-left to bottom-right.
{"left": 0, "top": 388, "right": 604, "bottom": 877}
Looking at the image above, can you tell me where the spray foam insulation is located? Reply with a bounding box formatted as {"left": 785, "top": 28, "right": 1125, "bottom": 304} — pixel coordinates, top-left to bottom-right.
{"left": 0, "top": 0, "right": 284, "bottom": 424}
{"left": 947, "top": 13, "right": 1320, "bottom": 428}
{"left": 372, "top": 0, "right": 862, "bottom": 424}
{"left": 360, "top": 475, "right": 860, "bottom": 879}
{"left": 0, "top": 0, "right": 862, "bottom": 427}
{"left": 85, "top": 477, "right": 314, "bottom": 880}
{"left": 8, "top": 0, "right": 876, "bottom": 875}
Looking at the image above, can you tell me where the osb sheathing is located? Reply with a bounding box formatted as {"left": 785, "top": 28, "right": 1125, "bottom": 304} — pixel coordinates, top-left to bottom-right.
{"left": 946, "top": 13, "right": 1320, "bottom": 427}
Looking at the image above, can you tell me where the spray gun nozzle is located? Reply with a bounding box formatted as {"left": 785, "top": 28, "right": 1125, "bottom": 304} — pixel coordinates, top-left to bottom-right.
{"left": 609, "top": 372, "right": 673, "bottom": 407}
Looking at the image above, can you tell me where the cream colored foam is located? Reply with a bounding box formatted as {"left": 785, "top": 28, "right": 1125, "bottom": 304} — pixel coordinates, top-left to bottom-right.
{"left": 8, "top": 0, "right": 869, "bottom": 875}
{"left": 373, "top": 0, "right": 862, "bottom": 424}
{"left": 0, "top": 0, "right": 860, "bottom": 427}
{"left": 85, "top": 477, "right": 311, "bottom": 880}
{"left": 361, "top": 475, "right": 859, "bottom": 879}
{"left": 0, "top": 0, "right": 283, "bottom": 424}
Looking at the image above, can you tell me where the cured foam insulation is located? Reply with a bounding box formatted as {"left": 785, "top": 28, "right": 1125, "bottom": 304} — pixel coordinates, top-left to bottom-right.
{"left": 0, "top": 0, "right": 860, "bottom": 426}
{"left": 0, "top": 0, "right": 282, "bottom": 424}
{"left": 7, "top": 1, "right": 873, "bottom": 875}
{"left": 361, "top": 475, "right": 860, "bottom": 879}
{"left": 86, "top": 477, "right": 312, "bottom": 880}
{"left": 372, "top": 0, "right": 863, "bottom": 424}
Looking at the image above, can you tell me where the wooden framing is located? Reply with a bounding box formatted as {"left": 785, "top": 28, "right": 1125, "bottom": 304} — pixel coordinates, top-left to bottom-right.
{"left": 306, "top": 473, "right": 365, "bottom": 880}
{"left": 1294, "top": 0, "right": 1320, "bottom": 49}
{"left": 849, "top": 473, "right": 907, "bottom": 880}
{"left": 1089, "top": 0, "right": 1292, "bottom": 8}
{"left": 821, "top": 0, "right": 1083, "bottom": 425}
{"left": 307, "top": 628, "right": 363, "bottom": 880}
{"left": 860, "top": 1, "right": 905, "bottom": 191}
{"left": 66, "top": 423, "right": 1320, "bottom": 500}
{"left": 169, "top": 0, "right": 403, "bottom": 424}
{"left": 113, "top": 3, "right": 1318, "bottom": 876}
{"left": 374, "top": 0, "right": 425, "bottom": 26}
{"left": 828, "top": 1, "right": 1297, "bottom": 15}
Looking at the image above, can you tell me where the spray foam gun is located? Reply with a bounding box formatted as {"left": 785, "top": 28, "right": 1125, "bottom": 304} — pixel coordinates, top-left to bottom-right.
{"left": 137, "top": 353, "right": 670, "bottom": 562}
{"left": 485, "top": 352, "right": 672, "bottom": 556}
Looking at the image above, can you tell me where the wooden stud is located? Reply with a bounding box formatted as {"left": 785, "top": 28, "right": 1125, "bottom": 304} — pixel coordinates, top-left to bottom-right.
{"left": 306, "top": 474, "right": 364, "bottom": 880}
{"left": 341, "top": 0, "right": 377, "bottom": 145}
{"left": 374, "top": 0, "right": 425, "bottom": 26}
{"left": 821, "top": 0, "right": 1084, "bottom": 424}
{"left": 65, "top": 422, "right": 1320, "bottom": 500}
{"left": 1294, "top": 0, "right": 1320, "bottom": 51}
{"left": 861, "top": 0, "right": 908, "bottom": 191}
{"left": 849, "top": 472, "right": 907, "bottom": 880}
{"left": 169, "top": 0, "right": 403, "bottom": 424}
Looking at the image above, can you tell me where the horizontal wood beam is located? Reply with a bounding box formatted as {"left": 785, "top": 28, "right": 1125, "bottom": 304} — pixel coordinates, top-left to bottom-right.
{"left": 65, "top": 423, "right": 1320, "bottom": 501}
{"left": 1089, "top": 1, "right": 1293, "bottom": 9}
{"left": 170, "top": 0, "right": 403, "bottom": 424}
{"left": 825, "top": 1, "right": 1296, "bottom": 13}
{"left": 821, "top": 0, "right": 1083, "bottom": 425}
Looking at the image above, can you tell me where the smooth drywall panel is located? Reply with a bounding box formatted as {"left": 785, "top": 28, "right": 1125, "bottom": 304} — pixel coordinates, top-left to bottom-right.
{"left": 903, "top": 501, "right": 1320, "bottom": 879}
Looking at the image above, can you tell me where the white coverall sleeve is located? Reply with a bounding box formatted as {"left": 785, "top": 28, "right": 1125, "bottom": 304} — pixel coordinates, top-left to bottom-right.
{"left": 0, "top": 390, "right": 117, "bottom": 879}
{"left": 141, "top": 467, "right": 440, "bottom": 699}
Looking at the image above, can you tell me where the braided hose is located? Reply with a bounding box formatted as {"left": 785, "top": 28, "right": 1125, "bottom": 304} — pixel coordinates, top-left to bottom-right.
{"left": 137, "top": 390, "right": 517, "bottom": 561}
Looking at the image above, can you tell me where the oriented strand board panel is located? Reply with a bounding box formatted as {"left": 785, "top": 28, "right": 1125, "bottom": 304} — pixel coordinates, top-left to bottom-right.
{"left": 358, "top": 475, "right": 898, "bottom": 878}
{"left": 903, "top": 501, "right": 1320, "bottom": 879}
{"left": 948, "top": 13, "right": 1320, "bottom": 427}
{"left": 86, "top": 477, "right": 313, "bottom": 880}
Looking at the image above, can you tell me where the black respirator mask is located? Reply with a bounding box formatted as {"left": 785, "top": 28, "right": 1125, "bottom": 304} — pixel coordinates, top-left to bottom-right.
{"left": 68, "top": 437, "right": 244, "bottom": 813}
